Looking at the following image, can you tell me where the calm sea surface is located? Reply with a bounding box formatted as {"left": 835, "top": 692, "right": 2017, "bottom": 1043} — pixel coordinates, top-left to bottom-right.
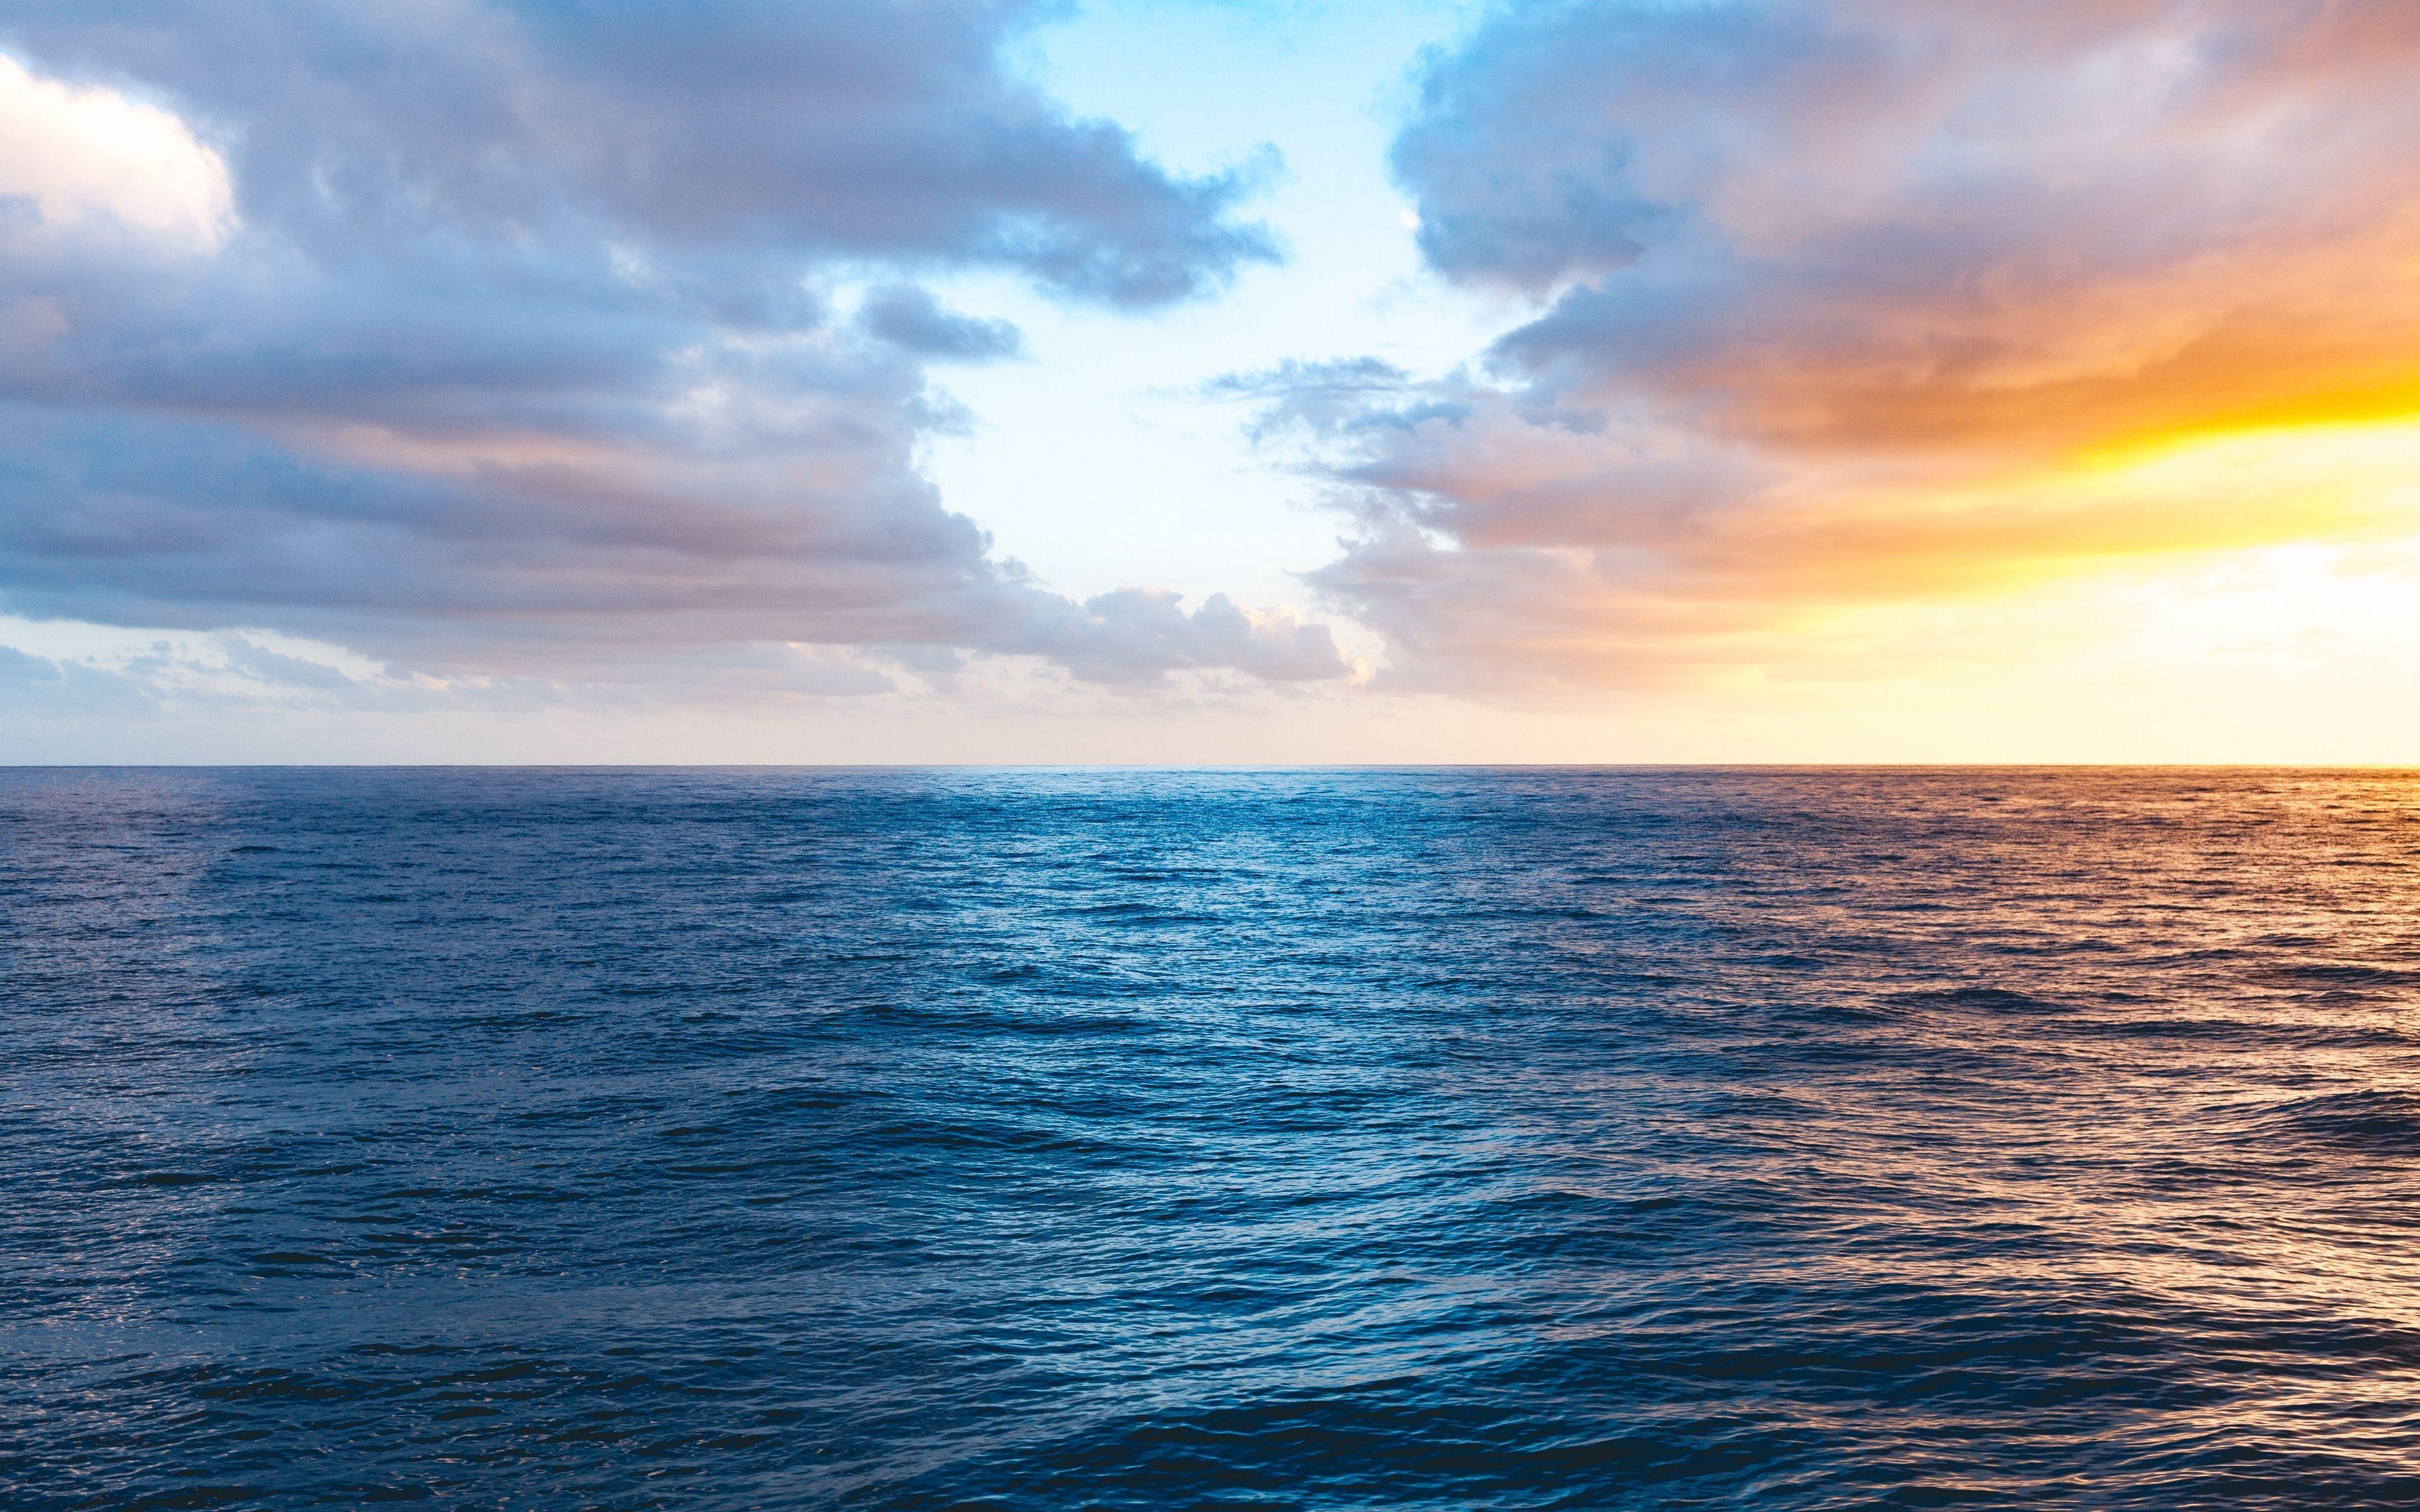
{"left": 4, "top": 767, "right": 2419, "bottom": 1509}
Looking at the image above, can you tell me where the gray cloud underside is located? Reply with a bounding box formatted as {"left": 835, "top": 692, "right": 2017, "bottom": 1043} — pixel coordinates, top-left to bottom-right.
{"left": 6, "top": 0, "right": 1278, "bottom": 306}
{"left": 0, "top": 401, "right": 1343, "bottom": 688}
{"left": 0, "top": 1, "right": 1342, "bottom": 689}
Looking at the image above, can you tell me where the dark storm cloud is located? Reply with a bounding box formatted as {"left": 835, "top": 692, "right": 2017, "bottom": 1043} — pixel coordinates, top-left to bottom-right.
{"left": 0, "top": 2, "right": 1347, "bottom": 689}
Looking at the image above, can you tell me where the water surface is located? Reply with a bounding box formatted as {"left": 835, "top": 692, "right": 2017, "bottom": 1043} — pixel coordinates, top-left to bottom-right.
{"left": 4, "top": 767, "right": 2417, "bottom": 1508}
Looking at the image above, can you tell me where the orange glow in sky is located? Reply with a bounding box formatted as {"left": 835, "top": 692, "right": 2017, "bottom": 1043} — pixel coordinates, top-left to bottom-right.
{"left": 3, "top": 1, "right": 2418, "bottom": 762}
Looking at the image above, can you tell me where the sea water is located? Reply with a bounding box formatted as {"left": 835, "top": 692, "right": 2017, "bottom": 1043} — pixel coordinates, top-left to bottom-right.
{"left": 4, "top": 767, "right": 2417, "bottom": 1508}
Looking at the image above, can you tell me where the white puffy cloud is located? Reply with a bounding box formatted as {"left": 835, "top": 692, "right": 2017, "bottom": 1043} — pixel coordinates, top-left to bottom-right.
{"left": 0, "top": 50, "right": 231, "bottom": 248}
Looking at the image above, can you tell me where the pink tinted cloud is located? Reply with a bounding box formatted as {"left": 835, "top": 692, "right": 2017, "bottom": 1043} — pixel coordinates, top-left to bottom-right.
{"left": 1277, "top": 0, "right": 2420, "bottom": 692}
{"left": 0, "top": 3, "right": 1341, "bottom": 693}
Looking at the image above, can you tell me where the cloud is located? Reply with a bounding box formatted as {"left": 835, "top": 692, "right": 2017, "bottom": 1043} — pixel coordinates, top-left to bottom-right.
{"left": 0, "top": 641, "right": 61, "bottom": 682}
{"left": 1, "top": 1, "right": 1277, "bottom": 306}
{"left": 212, "top": 633, "right": 362, "bottom": 694}
{"left": 1029, "top": 589, "right": 1351, "bottom": 688}
{"left": 0, "top": 8, "right": 1342, "bottom": 694}
{"left": 1397, "top": 0, "right": 2420, "bottom": 455}
{"left": 1258, "top": 0, "right": 2420, "bottom": 692}
{"left": 0, "top": 50, "right": 230, "bottom": 249}
{"left": 0, "top": 401, "right": 1351, "bottom": 685}
{"left": 858, "top": 285, "right": 1026, "bottom": 362}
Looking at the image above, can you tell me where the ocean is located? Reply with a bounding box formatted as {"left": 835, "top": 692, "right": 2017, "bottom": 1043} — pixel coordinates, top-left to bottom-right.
{"left": 3, "top": 767, "right": 2417, "bottom": 1509}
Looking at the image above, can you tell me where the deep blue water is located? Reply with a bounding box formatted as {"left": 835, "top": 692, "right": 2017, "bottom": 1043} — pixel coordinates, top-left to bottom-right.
{"left": 4, "top": 767, "right": 2419, "bottom": 1509}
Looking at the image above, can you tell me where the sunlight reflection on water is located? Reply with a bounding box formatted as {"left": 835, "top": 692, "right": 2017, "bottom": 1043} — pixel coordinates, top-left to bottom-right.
{"left": 2, "top": 767, "right": 2417, "bottom": 1508}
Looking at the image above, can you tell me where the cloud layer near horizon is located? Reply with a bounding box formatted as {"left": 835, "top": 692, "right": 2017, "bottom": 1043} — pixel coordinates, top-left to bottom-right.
{"left": 0, "top": 1, "right": 1345, "bottom": 693}
{"left": 1269, "top": 0, "right": 2420, "bottom": 692}
{"left": 9, "top": 0, "right": 2420, "bottom": 730}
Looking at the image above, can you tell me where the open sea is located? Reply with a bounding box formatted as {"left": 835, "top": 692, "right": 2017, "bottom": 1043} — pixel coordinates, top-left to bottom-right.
{"left": 4, "top": 766, "right": 2418, "bottom": 1510}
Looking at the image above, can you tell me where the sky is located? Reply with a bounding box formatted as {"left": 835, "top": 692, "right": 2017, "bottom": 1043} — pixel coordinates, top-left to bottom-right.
{"left": 3, "top": 0, "right": 2417, "bottom": 764}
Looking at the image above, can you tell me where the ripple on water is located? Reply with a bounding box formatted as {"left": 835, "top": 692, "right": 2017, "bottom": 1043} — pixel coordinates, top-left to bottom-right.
{"left": 1, "top": 766, "right": 2417, "bottom": 1510}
